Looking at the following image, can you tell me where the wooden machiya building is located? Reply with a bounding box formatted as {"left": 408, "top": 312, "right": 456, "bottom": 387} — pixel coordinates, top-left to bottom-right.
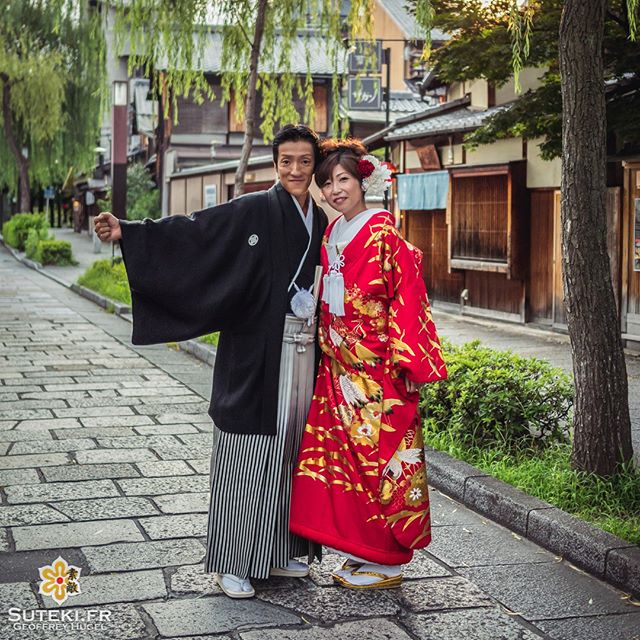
{"left": 158, "top": 31, "right": 341, "bottom": 215}
{"left": 367, "top": 70, "right": 640, "bottom": 350}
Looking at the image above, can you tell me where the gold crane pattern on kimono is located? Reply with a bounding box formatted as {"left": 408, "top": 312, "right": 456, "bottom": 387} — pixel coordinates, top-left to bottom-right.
{"left": 290, "top": 211, "right": 447, "bottom": 564}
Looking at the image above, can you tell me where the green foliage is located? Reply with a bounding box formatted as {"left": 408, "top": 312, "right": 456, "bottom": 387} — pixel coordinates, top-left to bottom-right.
{"left": 421, "top": 338, "right": 639, "bottom": 543}
{"left": 126, "top": 164, "right": 160, "bottom": 221}
{"left": 77, "top": 259, "right": 132, "bottom": 306}
{"left": 0, "top": 1, "right": 106, "bottom": 196}
{"left": 199, "top": 333, "right": 220, "bottom": 347}
{"left": 37, "top": 240, "right": 75, "bottom": 266}
{"left": 114, "top": 0, "right": 374, "bottom": 141}
{"left": 420, "top": 340, "right": 573, "bottom": 450}
{"left": 410, "top": 0, "right": 640, "bottom": 158}
{"left": 426, "top": 434, "right": 640, "bottom": 545}
{"left": 24, "top": 226, "right": 50, "bottom": 260}
{"left": 1, "top": 212, "right": 48, "bottom": 251}
{"left": 97, "top": 193, "right": 112, "bottom": 215}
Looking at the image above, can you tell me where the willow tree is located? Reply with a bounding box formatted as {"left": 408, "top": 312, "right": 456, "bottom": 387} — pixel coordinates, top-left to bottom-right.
{"left": 115, "top": 0, "right": 372, "bottom": 195}
{"left": 0, "top": 1, "right": 105, "bottom": 212}
{"left": 414, "top": 0, "right": 637, "bottom": 476}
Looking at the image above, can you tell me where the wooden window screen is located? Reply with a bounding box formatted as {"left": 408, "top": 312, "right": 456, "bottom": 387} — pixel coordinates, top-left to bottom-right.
{"left": 447, "top": 162, "right": 528, "bottom": 279}
{"left": 451, "top": 173, "right": 508, "bottom": 263}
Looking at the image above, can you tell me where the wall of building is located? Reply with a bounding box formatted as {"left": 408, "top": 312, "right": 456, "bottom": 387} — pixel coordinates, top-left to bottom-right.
{"left": 373, "top": 1, "right": 408, "bottom": 92}
{"left": 446, "top": 79, "right": 489, "bottom": 108}
{"left": 466, "top": 138, "right": 524, "bottom": 166}
{"left": 438, "top": 143, "right": 465, "bottom": 166}
{"left": 223, "top": 166, "right": 275, "bottom": 187}
{"left": 495, "top": 67, "right": 545, "bottom": 105}
{"left": 527, "top": 138, "right": 561, "bottom": 189}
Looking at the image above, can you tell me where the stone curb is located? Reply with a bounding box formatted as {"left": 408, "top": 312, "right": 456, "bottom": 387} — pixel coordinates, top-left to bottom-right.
{"left": 69, "top": 282, "right": 131, "bottom": 316}
{"left": 4, "top": 235, "right": 637, "bottom": 598}
{"left": 425, "top": 447, "right": 640, "bottom": 598}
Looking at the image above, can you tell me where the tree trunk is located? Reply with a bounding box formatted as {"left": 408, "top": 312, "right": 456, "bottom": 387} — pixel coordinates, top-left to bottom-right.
{"left": 559, "top": 0, "right": 632, "bottom": 475}
{"left": 1, "top": 75, "right": 31, "bottom": 212}
{"left": 234, "top": 0, "right": 269, "bottom": 197}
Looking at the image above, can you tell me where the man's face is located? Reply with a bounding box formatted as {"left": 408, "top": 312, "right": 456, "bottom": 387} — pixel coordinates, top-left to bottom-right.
{"left": 274, "top": 140, "right": 315, "bottom": 200}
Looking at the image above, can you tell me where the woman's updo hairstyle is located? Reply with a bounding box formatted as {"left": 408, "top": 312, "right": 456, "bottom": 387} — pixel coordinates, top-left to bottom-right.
{"left": 315, "top": 138, "right": 368, "bottom": 188}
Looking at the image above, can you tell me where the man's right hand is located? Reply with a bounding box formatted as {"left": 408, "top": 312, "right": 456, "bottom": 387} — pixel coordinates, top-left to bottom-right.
{"left": 94, "top": 212, "right": 122, "bottom": 243}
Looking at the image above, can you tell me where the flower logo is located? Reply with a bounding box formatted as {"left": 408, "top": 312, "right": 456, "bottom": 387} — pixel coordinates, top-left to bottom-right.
{"left": 38, "top": 556, "right": 82, "bottom": 605}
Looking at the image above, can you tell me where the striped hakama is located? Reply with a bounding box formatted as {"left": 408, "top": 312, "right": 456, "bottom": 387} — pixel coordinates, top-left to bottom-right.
{"left": 203, "top": 314, "right": 316, "bottom": 579}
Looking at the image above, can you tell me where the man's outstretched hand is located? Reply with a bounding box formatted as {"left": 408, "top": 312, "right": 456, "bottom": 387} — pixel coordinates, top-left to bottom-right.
{"left": 94, "top": 212, "right": 122, "bottom": 243}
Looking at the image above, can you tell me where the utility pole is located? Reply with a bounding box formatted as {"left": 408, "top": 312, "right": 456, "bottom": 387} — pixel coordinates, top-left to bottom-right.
{"left": 383, "top": 46, "right": 391, "bottom": 210}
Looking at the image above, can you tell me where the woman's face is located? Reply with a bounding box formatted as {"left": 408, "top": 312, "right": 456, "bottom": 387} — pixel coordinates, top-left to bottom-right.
{"left": 320, "top": 163, "right": 365, "bottom": 216}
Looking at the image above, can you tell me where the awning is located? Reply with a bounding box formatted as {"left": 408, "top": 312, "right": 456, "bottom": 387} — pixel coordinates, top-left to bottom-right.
{"left": 396, "top": 170, "right": 449, "bottom": 210}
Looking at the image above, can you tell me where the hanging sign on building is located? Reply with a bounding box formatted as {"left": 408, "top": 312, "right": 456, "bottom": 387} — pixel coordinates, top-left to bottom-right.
{"left": 348, "top": 40, "right": 383, "bottom": 74}
{"left": 414, "top": 144, "right": 442, "bottom": 171}
{"left": 348, "top": 77, "right": 382, "bottom": 111}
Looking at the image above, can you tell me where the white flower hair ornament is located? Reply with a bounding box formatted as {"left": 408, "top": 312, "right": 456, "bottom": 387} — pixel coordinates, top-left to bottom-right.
{"left": 357, "top": 155, "right": 394, "bottom": 196}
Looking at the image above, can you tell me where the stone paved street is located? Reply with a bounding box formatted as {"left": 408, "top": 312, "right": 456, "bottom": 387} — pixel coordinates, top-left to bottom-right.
{"left": 1, "top": 244, "right": 640, "bottom": 640}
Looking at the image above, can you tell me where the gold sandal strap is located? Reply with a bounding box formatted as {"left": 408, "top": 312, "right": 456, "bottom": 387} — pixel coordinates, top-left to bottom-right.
{"left": 349, "top": 568, "right": 392, "bottom": 580}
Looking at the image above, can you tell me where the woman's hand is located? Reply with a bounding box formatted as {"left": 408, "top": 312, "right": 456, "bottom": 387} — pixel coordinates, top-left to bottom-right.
{"left": 405, "top": 378, "right": 422, "bottom": 394}
{"left": 94, "top": 212, "right": 122, "bottom": 242}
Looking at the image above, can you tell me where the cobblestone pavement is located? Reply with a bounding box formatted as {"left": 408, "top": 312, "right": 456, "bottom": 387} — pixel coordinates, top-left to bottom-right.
{"left": 1, "top": 245, "right": 640, "bottom": 640}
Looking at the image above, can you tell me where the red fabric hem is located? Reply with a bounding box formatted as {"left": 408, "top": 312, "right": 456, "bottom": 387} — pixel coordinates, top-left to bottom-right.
{"left": 290, "top": 522, "right": 424, "bottom": 565}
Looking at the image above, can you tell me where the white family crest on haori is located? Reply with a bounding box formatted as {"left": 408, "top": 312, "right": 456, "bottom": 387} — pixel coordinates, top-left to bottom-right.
{"left": 358, "top": 155, "right": 393, "bottom": 196}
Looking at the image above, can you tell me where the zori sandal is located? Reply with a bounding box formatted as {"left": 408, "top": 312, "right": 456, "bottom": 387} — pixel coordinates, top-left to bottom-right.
{"left": 215, "top": 573, "right": 255, "bottom": 598}
{"left": 332, "top": 562, "right": 403, "bottom": 590}
{"left": 270, "top": 559, "right": 310, "bottom": 578}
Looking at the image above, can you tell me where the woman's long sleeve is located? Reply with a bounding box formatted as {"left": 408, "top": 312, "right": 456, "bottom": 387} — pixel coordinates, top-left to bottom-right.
{"left": 382, "top": 225, "right": 447, "bottom": 385}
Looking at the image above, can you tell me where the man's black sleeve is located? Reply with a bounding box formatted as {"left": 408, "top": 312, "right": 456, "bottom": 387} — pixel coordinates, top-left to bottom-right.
{"left": 118, "top": 199, "right": 269, "bottom": 345}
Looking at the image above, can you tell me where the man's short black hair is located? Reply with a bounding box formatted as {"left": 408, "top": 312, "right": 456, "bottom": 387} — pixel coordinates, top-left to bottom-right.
{"left": 272, "top": 124, "right": 321, "bottom": 167}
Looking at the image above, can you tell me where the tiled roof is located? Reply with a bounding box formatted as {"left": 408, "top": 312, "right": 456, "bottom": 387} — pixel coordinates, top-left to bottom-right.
{"left": 385, "top": 103, "right": 511, "bottom": 140}
{"left": 377, "top": 0, "right": 447, "bottom": 41}
{"left": 157, "top": 32, "right": 346, "bottom": 75}
{"left": 346, "top": 91, "right": 434, "bottom": 122}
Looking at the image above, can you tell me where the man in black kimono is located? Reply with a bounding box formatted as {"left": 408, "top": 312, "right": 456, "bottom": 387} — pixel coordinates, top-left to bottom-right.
{"left": 95, "top": 124, "right": 328, "bottom": 598}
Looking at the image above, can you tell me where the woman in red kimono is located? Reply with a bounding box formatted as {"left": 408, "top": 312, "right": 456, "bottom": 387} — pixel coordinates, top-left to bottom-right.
{"left": 289, "top": 138, "right": 447, "bottom": 589}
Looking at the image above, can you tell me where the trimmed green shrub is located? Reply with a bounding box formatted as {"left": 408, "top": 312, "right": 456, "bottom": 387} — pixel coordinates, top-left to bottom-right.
{"left": 37, "top": 240, "right": 76, "bottom": 266}
{"left": 77, "top": 259, "right": 131, "bottom": 305}
{"left": 420, "top": 340, "right": 574, "bottom": 449}
{"left": 25, "top": 227, "right": 50, "bottom": 260}
{"left": 2, "top": 212, "right": 48, "bottom": 251}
